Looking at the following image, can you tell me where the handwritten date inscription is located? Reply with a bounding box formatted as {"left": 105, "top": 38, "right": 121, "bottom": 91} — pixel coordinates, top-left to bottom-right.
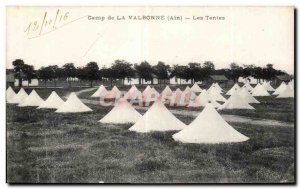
{"left": 24, "top": 9, "right": 70, "bottom": 39}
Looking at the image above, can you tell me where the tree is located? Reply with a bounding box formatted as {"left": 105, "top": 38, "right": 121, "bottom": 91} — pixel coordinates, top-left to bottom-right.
{"left": 111, "top": 60, "right": 135, "bottom": 86}
{"left": 37, "top": 66, "right": 52, "bottom": 87}
{"left": 12, "top": 59, "right": 25, "bottom": 87}
{"left": 101, "top": 66, "right": 115, "bottom": 87}
{"left": 55, "top": 67, "right": 65, "bottom": 81}
{"left": 203, "top": 61, "right": 215, "bottom": 70}
{"left": 76, "top": 67, "right": 87, "bottom": 88}
{"left": 63, "top": 63, "right": 76, "bottom": 87}
{"left": 187, "top": 62, "right": 201, "bottom": 84}
{"left": 84, "top": 62, "right": 100, "bottom": 87}
{"left": 134, "top": 61, "right": 154, "bottom": 85}
{"left": 152, "top": 61, "right": 170, "bottom": 86}
{"left": 241, "top": 64, "right": 255, "bottom": 78}
{"left": 202, "top": 61, "right": 215, "bottom": 80}
{"left": 263, "top": 63, "right": 276, "bottom": 81}
{"left": 227, "top": 62, "right": 243, "bottom": 82}
{"left": 252, "top": 66, "right": 263, "bottom": 83}
{"left": 22, "top": 64, "right": 36, "bottom": 87}
{"left": 170, "top": 65, "right": 189, "bottom": 85}
{"left": 39, "top": 65, "right": 61, "bottom": 88}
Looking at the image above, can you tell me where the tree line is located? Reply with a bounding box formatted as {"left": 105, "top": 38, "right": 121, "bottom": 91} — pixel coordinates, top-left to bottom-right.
{"left": 11, "top": 59, "right": 287, "bottom": 87}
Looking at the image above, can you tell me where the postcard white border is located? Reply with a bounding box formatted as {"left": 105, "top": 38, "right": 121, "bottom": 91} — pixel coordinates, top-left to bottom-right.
{"left": 1, "top": 0, "right": 298, "bottom": 188}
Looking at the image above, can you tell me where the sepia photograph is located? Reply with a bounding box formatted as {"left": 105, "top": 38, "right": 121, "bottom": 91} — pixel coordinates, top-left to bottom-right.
{"left": 6, "top": 6, "right": 295, "bottom": 184}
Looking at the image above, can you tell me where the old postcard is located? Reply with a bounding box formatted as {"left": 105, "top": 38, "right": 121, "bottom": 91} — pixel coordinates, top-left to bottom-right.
{"left": 6, "top": 6, "right": 294, "bottom": 184}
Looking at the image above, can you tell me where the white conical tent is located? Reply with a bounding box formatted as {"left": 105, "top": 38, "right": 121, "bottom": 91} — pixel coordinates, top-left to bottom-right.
{"left": 188, "top": 90, "right": 221, "bottom": 108}
{"left": 37, "top": 91, "right": 65, "bottom": 109}
{"left": 174, "top": 88, "right": 182, "bottom": 94}
{"left": 142, "top": 87, "right": 160, "bottom": 103}
{"left": 209, "top": 100, "right": 222, "bottom": 109}
{"left": 250, "top": 83, "right": 258, "bottom": 93}
{"left": 207, "top": 84, "right": 214, "bottom": 92}
{"left": 276, "top": 85, "right": 294, "bottom": 98}
{"left": 262, "top": 81, "right": 275, "bottom": 92}
{"left": 288, "top": 80, "right": 294, "bottom": 90}
{"left": 172, "top": 104, "right": 249, "bottom": 144}
{"left": 151, "top": 87, "right": 160, "bottom": 96}
{"left": 191, "top": 83, "right": 202, "bottom": 93}
{"left": 127, "top": 85, "right": 138, "bottom": 94}
{"left": 214, "top": 83, "right": 224, "bottom": 92}
{"left": 91, "top": 85, "right": 108, "bottom": 97}
{"left": 128, "top": 89, "right": 143, "bottom": 100}
{"left": 238, "top": 88, "right": 260, "bottom": 104}
{"left": 182, "top": 86, "right": 191, "bottom": 96}
{"left": 242, "top": 82, "right": 253, "bottom": 92}
{"left": 124, "top": 85, "right": 142, "bottom": 100}
{"left": 208, "top": 84, "right": 223, "bottom": 94}
{"left": 6, "top": 86, "right": 16, "bottom": 102}
{"left": 112, "top": 86, "right": 120, "bottom": 93}
{"left": 183, "top": 86, "right": 191, "bottom": 93}
{"left": 176, "top": 90, "right": 196, "bottom": 106}
{"left": 251, "top": 83, "right": 270, "bottom": 96}
{"left": 226, "top": 87, "right": 240, "bottom": 97}
{"left": 8, "top": 88, "right": 28, "bottom": 104}
{"left": 252, "top": 86, "right": 270, "bottom": 96}
{"left": 219, "top": 92, "right": 255, "bottom": 110}
{"left": 226, "top": 83, "right": 240, "bottom": 95}
{"left": 105, "top": 86, "right": 122, "bottom": 99}
{"left": 273, "top": 82, "right": 287, "bottom": 95}
{"left": 188, "top": 90, "right": 209, "bottom": 107}
{"left": 129, "top": 98, "right": 186, "bottom": 133}
{"left": 99, "top": 98, "right": 142, "bottom": 124}
{"left": 167, "top": 88, "right": 182, "bottom": 105}
{"left": 142, "top": 85, "right": 152, "bottom": 96}
{"left": 56, "top": 92, "right": 92, "bottom": 113}
{"left": 18, "top": 90, "right": 44, "bottom": 107}
{"left": 175, "top": 86, "right": 193, "bottom": 106}
{"left": 161, "top": 85, "right": 173, "bottom": 97}
{"left": 208, "top": 88, "right": 227, "bottom": 102}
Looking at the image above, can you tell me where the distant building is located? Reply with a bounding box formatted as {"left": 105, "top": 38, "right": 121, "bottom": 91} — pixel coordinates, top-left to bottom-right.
{"left": 6, "top": 69, "right": 15, "bottom": 87}
{"left": 273, "top": 74, "right": 293, "bottom": 86}
{"left": 238, "top": 76, "right": 265, "bottom": 85}
{"left": 7, "top": 69, "right": 40, "bottom": 87}
{"left": 15, "top": 78, "right": 39, "bottom": 87}
{"left": 207, "top": 75, "right": 229, "bottom": 88}
{"left": 124, "top": 74, "right": 159, "bottom": 85}
{"left": 169, "top": 77, "right": 192, "bottom": 85}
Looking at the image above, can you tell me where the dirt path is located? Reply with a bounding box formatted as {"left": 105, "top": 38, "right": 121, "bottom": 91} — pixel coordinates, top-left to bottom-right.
{"left": 74, "top": 87, "right": 97, "bottom": 95}
{"left": 63, "top": 87, "right": 97, "bottom": 99}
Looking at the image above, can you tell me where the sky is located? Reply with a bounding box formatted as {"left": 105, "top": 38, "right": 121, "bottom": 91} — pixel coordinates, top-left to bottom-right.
{"left": 6, "top": 6, "right": 294, "bottom": 74}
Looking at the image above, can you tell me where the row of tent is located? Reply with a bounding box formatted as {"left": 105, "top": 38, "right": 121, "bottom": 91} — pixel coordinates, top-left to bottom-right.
{"left": 229, "top": 81, "right": 294, "bottom": 98}
{"left": 89, "top": 80, "right": 293, "bottom": 109}
{"left": 97, "top": 80, "right": 294, "bottom": 143}
{"left": 6, "top": 79, "right": 294, "bottom": 113}
{"left": 5, "top": 80, "right": 294, "bottom": 144}
{"left": 91, "top": 80, "right": 294, "bottom": 100}
{"left": 6, "top": 87, "right": 92, "bottom": 113}
{"left": 5, "top": 84, "right": 253, "bottom": 120}
{"left": 99, "top": 97, "right": 249, "bottom": 144}
{"left": 6, "top": 79, "right": 294, "bottom": 110}
{"left": 6, "top": 87, "right": 250, "bottom": 144}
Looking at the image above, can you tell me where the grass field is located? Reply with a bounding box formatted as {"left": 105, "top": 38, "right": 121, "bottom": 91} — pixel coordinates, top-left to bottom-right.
{"left": 6, "top": 87, "right": 295, "bottom": 183}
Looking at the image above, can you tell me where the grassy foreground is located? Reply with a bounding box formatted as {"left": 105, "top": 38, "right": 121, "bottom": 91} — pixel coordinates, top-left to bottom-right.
{"left": 6, "top": 88, "right": 295, "bottom": 183}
